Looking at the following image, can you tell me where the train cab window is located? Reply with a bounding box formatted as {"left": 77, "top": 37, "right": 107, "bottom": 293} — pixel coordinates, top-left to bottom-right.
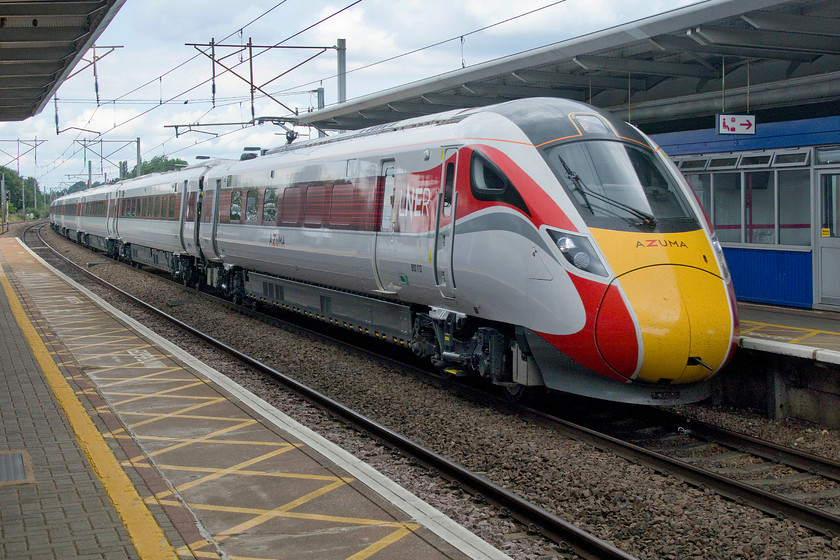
{"left": 470, "top": 151, "right": 530, "bottom": 217}
{"left": 245, "top": 190, "right": 258, "bottom": 222}
{"left": 230, "top": 190, "right": 242, "bottom": 222}
{"left": 546, "top": 141, "right": 696, "bottom": 232}
{"left": 263, "top": 188, "right": 278, "bottom": 223}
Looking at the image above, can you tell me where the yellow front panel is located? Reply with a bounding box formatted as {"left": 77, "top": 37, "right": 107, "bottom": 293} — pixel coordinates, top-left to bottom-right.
{"left": 590, "top": 228, "right": 722, "bottom": 278}
{"left": 614, "top": 266, "right": 733, "bottom": 384}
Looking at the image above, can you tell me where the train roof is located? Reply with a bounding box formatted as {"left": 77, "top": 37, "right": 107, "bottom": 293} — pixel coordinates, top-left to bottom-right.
{"left": 266, "top": 97, "right": 647, "bottom": 156}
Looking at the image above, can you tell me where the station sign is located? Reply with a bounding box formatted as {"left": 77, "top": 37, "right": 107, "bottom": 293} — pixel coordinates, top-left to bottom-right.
{"left": 718, "top": 113, "right": 756, "bottom": 135}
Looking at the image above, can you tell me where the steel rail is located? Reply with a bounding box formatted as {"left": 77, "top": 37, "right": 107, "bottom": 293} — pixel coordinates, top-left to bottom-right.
{"left": 649, "top": 408, "right": 840, "bottom": 483}
{"left": 516, "top": 404, "right": 840, "bottom": 538}
{"left": 30, "top": 225, "right": 638, "bottom": 560}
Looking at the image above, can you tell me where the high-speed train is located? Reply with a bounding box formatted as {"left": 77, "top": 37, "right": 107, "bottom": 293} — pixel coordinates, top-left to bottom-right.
{"left": 50, "top": 97, "right": 739, "bottom": 405}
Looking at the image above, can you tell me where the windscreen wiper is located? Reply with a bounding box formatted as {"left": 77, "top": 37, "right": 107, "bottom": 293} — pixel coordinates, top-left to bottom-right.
{"left": 557, "top": 156, "right": 657, "bottom": 228}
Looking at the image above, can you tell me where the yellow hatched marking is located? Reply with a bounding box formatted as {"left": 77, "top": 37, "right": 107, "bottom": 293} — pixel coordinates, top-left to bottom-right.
{"left": 346, "top": 524, "right": 420, "bottom": 560}
{"left": 153, "top": 446, "right": 304, "bottom": 500}
{"left": 174, "top": 542, "right": 220, "bottom": 559}
{"left": 65, "top": 336, "right": 143, "bottom": 351}
{"left": 67, "top": 342, "right": 159, "bottom": 357}
{"left": 788, "top": 331, "right": 819, "bottom": 345}
{"left": 741, "top": 320, "right": 840, "bottom": 351}
{"left": 121, "top": 435, "right": 293, "bottom": 447}
{"left": 170, "top": 501, "right": 415, "bottom": 529}
{"left": 0, "top": 254, "right": 177, "bottom": 560}
{"left": 218, "top": 479, "right": 352, "bottom": 536}
{"left": 59, "top": 326, "right": 131, "bottom": 337}
{"left": 154, "top": 464, "right": 345, "bottom": 481}
{"left": 94, "top": 367, "right": 183, "bottom": 385}
{"left": 108, "top": 380, "right": 211, "bottom": 406}
{"left": 117, "top": 398, "right": 228, "bottom": 431}
{"left": 133, "top": 419, "right": 258, "bottom": 461}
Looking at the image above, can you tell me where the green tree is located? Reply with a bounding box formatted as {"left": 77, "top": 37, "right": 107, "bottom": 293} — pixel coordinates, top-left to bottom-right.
{"left": 126, "top": 155, "right": 188, "bottom": 178}
{"left": 0, "top": 166, "right": 47, "bottom": 218}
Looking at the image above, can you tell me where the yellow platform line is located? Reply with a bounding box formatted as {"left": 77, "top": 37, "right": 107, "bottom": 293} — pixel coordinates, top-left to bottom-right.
{"left": 0, "top": 268, "right": 177, "bottom": 560}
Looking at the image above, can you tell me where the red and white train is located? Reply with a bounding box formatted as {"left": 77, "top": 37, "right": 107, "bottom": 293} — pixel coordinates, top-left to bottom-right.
{"left": 50, "top": 97, "right": 739, "bottom": 404}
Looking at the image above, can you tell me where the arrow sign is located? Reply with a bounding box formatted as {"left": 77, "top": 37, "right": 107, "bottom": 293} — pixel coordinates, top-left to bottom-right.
{"left": 718, "top": 113, "right": 756, "bottom": 135}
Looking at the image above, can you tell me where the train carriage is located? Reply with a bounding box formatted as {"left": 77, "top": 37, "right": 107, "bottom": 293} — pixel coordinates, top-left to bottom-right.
{"left": 50, "top": 97, "right": 739, "bottom": 405}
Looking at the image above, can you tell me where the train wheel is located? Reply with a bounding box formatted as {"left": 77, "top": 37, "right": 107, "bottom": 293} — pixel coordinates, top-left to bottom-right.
{"left": 502, "top": 384, "right": 528, "bottom": 403}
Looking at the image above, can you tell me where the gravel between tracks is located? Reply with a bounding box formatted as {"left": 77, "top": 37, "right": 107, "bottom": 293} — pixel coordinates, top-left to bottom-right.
{"left": 14, "top": 222, "right": 840, "bottom": 559}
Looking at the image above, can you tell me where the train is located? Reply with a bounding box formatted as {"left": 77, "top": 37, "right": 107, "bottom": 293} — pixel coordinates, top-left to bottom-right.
{"left": 50, "top": 97, "right": 739, "bottom": 405}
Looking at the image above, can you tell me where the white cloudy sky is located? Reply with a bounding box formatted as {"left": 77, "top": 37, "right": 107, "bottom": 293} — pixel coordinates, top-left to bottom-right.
{"left": 0, "top": 0, "right": 698, "bottom": 191}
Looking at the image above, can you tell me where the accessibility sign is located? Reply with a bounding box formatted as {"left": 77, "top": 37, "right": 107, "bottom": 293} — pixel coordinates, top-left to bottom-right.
{"left": 718, "top": 113, "right": 756, "bottom": 135}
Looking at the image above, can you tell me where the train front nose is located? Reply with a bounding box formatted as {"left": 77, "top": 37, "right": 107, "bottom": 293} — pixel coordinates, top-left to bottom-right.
{"left": 595, "top": 265, "right": 734, "bottom": 383}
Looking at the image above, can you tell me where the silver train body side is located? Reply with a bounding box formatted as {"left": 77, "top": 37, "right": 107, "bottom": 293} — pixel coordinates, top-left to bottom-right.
{"left": 50, "top": 98, "right": 739, "bottom": 405}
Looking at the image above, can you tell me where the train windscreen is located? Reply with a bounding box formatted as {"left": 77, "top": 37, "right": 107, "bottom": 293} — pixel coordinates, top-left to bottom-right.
{"left": 545, "top": 141, "right": 699, "bottom": 233}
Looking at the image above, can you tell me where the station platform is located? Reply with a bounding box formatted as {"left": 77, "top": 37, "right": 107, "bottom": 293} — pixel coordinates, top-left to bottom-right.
{"left": 738, "top": 302, "right": 840, "bottom": 364}
{"left": 0, "top": 236, "right": 510, "bottom": 560}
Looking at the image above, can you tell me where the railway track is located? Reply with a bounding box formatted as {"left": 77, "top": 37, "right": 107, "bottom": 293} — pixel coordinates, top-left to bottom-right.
{"left": 28, "top": 222, "right": 840, "bottom": 546}
{"left": 25, "top": 223, "right": 638, "bottom": 559}
{"left": 553, "top": 405, "right": 840, "bottom": 537}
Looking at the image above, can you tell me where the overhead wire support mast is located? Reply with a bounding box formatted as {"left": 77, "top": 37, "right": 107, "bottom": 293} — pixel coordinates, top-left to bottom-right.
{"left": 66, "top": 45, "right": 124, "bottom": 107}
{"left": 186, "top": 39, "right": 337, "bottom": 119}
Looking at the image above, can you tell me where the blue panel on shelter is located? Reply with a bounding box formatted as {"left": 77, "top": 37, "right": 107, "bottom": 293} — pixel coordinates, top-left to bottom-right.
{"left": 652, "top": 115, "right": 840, "bottom": 156}
{"left": 723, "top": 248, "right": 812, "bottom": 308}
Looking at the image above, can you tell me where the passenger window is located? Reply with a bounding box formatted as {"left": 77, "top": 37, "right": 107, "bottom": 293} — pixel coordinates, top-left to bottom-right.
{"left": 230, "top": 190, "right": 242, "bottom": 222}
{"left": 263, "top": 189, "right": 278, "bottom": 223}
{"left": 444, "top": 162, "right": 455, "bottom": 204}
{"left": 305, "top": 185, "right": 329, "bottom": 227}
{"left": 330, "top": 182, "right": 353, "bottom": 228}
{"left": 245, "top": 190, "right": 258, "bottom": 222}
{"left": 281, "top": 187, "right": 302, "bottom": 224}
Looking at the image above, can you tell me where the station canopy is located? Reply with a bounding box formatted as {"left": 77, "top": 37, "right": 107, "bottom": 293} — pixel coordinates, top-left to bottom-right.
{"left": 0, "top": 0, "right": 125, "bottom": 122}
{"left": 297, "top": 0, "right": 840, "bottom": 134}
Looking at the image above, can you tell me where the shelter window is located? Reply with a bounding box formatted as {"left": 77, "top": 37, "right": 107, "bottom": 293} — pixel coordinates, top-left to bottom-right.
{"left": 773, "top": 151, "right": 810, "bottom": 167}
{"left": 679, "top": 159, "right": 708, "bottom": 171}
{"left": 684, "top": 173, "right": 711, "bottom": 213}
{"left": 245, "top": 190, "right": 258, "bottom": 222}
{"left": 712, "top": 173, "right": 742, "bottom": 243}
{"left": 816, "top": 146, "right": 840, "bottom": 165}
{"left": 230, "top": 190, "right": 242, "bottom": 222}
{"left": 743, "top": 171, "right": 775, "bottom": 244}
{"left": 708, "top": 157, "right": 739, "bottom": 170}
{"left": 779, "top": 169, "right": 810, "bottom": 246}
{"left": 739, "top": 155, "right": 772, "bottom": 168}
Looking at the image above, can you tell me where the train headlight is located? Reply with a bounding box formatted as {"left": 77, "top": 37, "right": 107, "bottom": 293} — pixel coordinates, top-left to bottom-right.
{"left": 548, "top": 230, "right": 608, "bottom": 277}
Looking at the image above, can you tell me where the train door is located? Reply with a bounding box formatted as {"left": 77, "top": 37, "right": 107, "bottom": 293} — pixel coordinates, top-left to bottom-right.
{"left": 372, "top": 160, "right": 396, "bottom": 293}
{"left": 113, "top": 190, "right": 122, "bottom": 238}
{"left": 176, "top": 180, "right": 188, "bottom": 253}
{"left": 817, "top": 171, "right": 840, "bottom": 306}
{"left": 434, "top": 147, "right": 459, "bottom": 299}
{"left": 207, "top": 176, "right": 224, "bottom": 261}
{"left": 105, "top": 191, "right": 115, "bottom": 239}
